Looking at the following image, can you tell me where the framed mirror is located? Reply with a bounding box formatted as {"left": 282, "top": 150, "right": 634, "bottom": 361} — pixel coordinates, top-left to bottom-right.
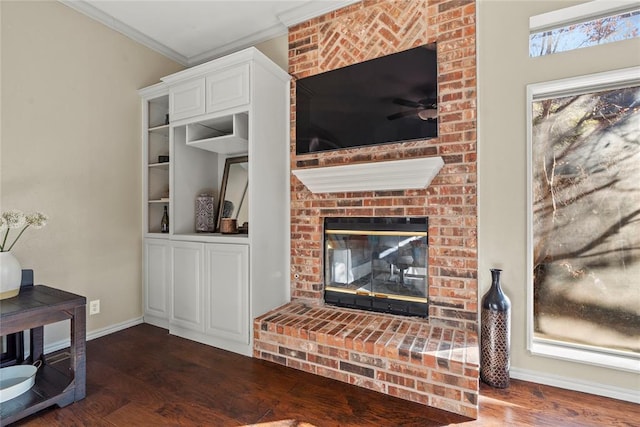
{"left": 216, "top": 155, "right": 248, "bottom": 232}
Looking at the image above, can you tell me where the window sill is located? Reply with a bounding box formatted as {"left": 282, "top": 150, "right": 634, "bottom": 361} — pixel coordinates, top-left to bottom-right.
{"left": 530, "top": 339, "right": 640, "bottom": 373}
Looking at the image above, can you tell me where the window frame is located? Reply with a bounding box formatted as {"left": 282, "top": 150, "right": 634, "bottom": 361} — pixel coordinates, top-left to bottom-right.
{"left": 526, "top": 66, "right": 640, "bottom": 373}
{"left": 529, "top": 1, "right": 640, "bottom": 57}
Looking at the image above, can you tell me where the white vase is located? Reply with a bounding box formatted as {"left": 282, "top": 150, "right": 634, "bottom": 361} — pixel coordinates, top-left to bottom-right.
{"left": 0, "top": 251, "right": 22, "bottom": 300}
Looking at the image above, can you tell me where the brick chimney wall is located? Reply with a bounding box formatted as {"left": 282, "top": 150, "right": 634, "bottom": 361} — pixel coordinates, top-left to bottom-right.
{"left": 289, "top": 0, "right": 477, "bottom": 331}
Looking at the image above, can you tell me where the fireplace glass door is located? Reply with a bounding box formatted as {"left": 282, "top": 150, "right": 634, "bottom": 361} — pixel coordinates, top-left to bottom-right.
{"left": 324, "top": 217, "right": 428, "bottom": 317}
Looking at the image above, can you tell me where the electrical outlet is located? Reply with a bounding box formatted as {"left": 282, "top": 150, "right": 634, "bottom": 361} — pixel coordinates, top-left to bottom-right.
{"left": 89, "top": 300, "right": 100, "bottom": 315}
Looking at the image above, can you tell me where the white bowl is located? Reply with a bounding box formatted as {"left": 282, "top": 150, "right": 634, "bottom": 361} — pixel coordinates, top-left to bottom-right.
{"left": 0, "top": 364, "right": 38, "bottom": 403}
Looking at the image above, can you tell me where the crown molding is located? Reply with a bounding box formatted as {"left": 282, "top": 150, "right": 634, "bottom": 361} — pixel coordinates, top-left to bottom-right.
{"left": 190, "top": 0, "right": 359, "bottom": 65}
{"left": 188, "top": 25, "right": 287, "bottom": 66}
{"left": 59, "top": 0, "right": 359, "bottom": 67}
{"left": 59, "top": 0, "right": 189, "bottom": 66}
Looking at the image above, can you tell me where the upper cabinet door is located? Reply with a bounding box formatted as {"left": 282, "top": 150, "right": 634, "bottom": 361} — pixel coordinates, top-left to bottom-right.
{"left": 205, "top": 64, "right": 250, "bottom": 114}
{"left": 170, "top": 78, "right": 205, "bottom": 121}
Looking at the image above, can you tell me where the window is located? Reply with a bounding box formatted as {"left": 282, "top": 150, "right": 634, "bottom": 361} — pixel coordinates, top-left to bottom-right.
{"left": 526, "top": 67, "right": 640, "bottom": 372}
{"left": 530, "top": 2, "right": 640, "bottom": 57}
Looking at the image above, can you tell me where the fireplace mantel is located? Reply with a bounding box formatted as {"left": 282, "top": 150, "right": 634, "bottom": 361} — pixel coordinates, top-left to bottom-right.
{"left": 292, "top": 157, "right": 444, "bottom": 193}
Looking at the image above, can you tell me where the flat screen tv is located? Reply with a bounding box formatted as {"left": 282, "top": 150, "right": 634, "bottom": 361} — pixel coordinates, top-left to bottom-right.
{"left": 295, "top": 43, "right": 438, "bottom": 155}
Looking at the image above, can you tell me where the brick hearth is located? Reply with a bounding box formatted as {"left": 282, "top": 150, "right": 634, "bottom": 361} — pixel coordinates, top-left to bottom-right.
{"left": 254, "top": 302, "right": 479, "bottom": 418}
{"left": 254, "top": 0, "right": 479, "bottom": 419}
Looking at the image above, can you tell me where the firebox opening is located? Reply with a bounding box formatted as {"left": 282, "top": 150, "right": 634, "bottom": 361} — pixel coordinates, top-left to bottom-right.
{"left": 323, "top": 217, "right": 429, "bottom": 317}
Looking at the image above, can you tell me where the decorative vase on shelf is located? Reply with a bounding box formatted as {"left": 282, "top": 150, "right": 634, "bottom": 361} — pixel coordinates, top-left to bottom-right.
{"left": 195, "top": 194, "right": 215, "bottom": 233}
{"left": 481, "top": 268, "right": 511, "bottom": 388}
{"left": 0, "top": 251, "right": 22, "bottom": 300}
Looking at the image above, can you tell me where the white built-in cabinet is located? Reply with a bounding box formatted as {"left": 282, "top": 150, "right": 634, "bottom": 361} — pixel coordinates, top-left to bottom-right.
{"left": 139, "top": 47, "right": 290, "bottom": 356}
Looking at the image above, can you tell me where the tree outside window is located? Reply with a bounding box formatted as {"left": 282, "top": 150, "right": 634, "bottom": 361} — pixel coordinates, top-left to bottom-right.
{"left": 530, "top": 10, "right": 640, "bottom": 57}
{"left": 529, "top": 72, "right": 640, "bottom": 367}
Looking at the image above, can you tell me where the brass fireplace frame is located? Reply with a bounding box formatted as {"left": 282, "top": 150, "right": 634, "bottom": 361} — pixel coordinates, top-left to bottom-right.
{"left": 323, "top": 217, "right": 429, "bottom": 317}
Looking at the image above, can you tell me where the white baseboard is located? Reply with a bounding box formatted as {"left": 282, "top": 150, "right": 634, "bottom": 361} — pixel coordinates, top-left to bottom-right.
{"left": 510, "top": 366, "right": 640, "bottom": 404}
{"left": 42, "top": 316, "right": 144, "bottom": 355}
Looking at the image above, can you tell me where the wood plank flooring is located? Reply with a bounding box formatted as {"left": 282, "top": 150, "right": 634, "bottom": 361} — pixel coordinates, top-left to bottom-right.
{"left": 11, "top": 323, "right": 639, "bottom": 426}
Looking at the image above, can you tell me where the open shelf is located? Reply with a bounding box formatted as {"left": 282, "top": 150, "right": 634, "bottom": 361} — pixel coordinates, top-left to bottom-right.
{"left": 145, "top": 91, "right": 170, "bottom": 238}
{"left": 186, "top": 113, "right": 248, "bottom": 155}
{"left": 149, "top": 124, "right": 169, "bottom": 136}
{"left": 148, "top": 134, "right": 169, "bottom": 165}
{"left": 148, "top": 201, "right": 169, "bottom": 234}
{"left": 172, "top": 232, "right": 249, "bottom": 244}
{"left": 149, "top": 162, "right": 170, "bottom": 170}
{"left": 0, "top": 362, "right": 74, "bottom": 424}
{"left": 148, "top": 96, "right": 169, "bottom": 128}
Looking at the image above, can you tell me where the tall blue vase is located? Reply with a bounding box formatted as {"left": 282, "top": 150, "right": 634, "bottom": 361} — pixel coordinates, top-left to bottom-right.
{"left": 480, "top": 268, "right": 511, "bottom": 388}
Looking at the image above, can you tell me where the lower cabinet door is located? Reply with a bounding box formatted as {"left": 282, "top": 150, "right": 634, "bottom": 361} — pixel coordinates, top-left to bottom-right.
{"left": 144, "top": 238, "right": 170, "bottom": 321}
{"left": 171, "top": 241, "right": 205, "bottom": 332}
{"left": 204, "top": 243, "right": 249, "bottom": 344}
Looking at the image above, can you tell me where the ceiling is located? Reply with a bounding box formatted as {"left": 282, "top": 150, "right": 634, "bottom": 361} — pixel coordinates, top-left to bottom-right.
{"left": 60, "top": 0, "right": 358, "bottom": 67}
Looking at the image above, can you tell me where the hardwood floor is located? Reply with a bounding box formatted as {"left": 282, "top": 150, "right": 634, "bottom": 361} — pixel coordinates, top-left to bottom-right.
{"left": 11, "top": 324, "right": 639, "bottom": 427}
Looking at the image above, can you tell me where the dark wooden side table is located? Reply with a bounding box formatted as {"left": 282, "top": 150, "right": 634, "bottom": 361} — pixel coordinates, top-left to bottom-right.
{"left": 0, "top": 285, "right": 86, "bottom": 426}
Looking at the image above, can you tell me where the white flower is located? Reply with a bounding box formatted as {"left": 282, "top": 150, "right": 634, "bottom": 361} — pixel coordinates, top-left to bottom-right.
{"left": 26, "top": 212, "right": 48, "bottom": 229}
{"left": 0, "top": 209, "right": 48, "bottom": 252}
{"left": 2, "top": 210, "right": 26, "bottom": 229}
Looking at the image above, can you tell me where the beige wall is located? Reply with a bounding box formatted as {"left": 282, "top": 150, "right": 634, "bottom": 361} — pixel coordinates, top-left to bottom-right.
{"left": 0, "top": 0, "right": 183, "bottom": 343}
{"left": 477, "top": 0, "right": 640, "bottom": 394}
{"left": 255, "top": 35, "right": 288, "bottom": 71}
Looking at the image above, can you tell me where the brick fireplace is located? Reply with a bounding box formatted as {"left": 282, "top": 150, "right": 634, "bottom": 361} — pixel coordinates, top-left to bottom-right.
{"left": 254, "top": 0, "right": 478, "bottom": 419}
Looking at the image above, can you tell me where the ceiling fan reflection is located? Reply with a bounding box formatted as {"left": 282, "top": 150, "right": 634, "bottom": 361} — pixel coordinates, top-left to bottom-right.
{"left": 387, "top": 98, "right": 437, "bottom": 121}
